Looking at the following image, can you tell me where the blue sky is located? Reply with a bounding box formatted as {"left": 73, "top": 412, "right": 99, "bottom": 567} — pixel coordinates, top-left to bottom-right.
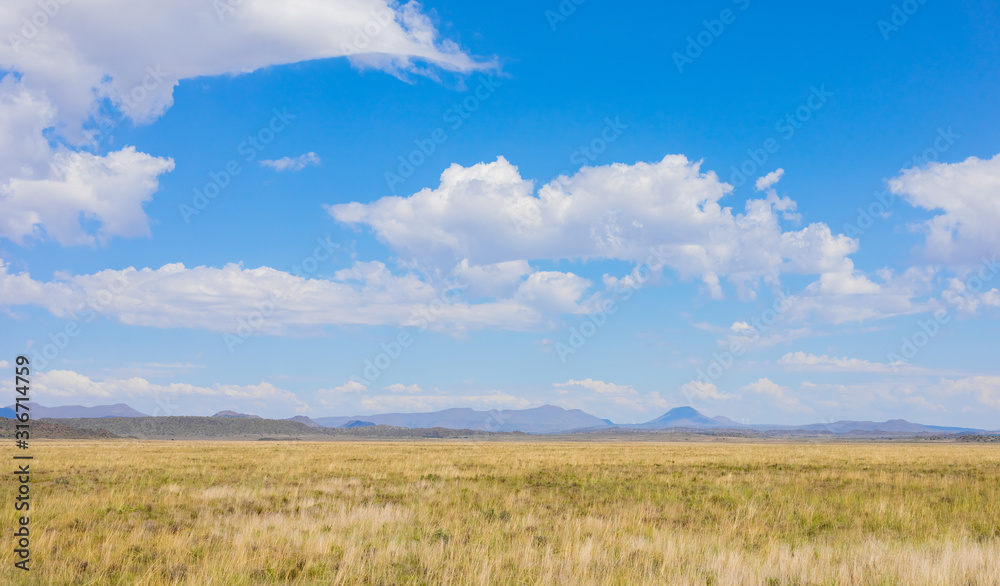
{"left": 1, "top": 0, "right": 998, "bottom": 426}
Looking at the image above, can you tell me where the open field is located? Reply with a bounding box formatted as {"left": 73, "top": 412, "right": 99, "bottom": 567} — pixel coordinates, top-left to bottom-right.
{"left": 3, "top": 441, "right": 1000, "bottom": 585}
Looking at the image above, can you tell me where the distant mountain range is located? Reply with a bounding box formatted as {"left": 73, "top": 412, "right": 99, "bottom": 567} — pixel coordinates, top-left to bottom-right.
{"left": 3, "top": 402, "right": 148, "bottom": 418}
{"left": 15, "top": 402, "right": 997, "bottom": 435}
{"left": 620, "top": 406, "right": 986, "bottom": 434}
{"left": 314, "top": 405, "right": 609, "bottom": 434}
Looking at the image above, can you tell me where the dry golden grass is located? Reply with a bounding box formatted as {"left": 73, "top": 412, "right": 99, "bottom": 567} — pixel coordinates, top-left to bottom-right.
{"left": 3, "top": 440, "right": 1000, "bottom": 585}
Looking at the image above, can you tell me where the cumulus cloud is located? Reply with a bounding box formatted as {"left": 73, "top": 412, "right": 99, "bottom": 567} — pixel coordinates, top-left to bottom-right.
{"left": 709, "top": 268, "right": 936, "bottom": 352}
{"left": 359, "top": 391, "right": 531, "bottom": 412}
{"left": 0, "top": 145, "right": 175, "bottom": 246}
{"left": 755, "top": 169, "right": 784, "bottom": 191}
{"left": 0, "top": 75, "right": 174, "bottom": 245}
{"left": 938, "top": 376, "right": 1000, "bottom": 410}
{"left": 0, "top": 0, "right": 489, "bottom": 132}
{"left": 943, "top": 277, "right": 1000, "bottom": 314}
{"left": 29, "top": 369, "right": 307, "bottom": 414}
{"left": 801, "top": 376, "right": 1000, "bottom": 419}
{"left": 680, "top": 380, "right": 738, "bottom": 401}
{"left": 889, "top": 153, "right": 1000, "bottom": 264}
{"left": 0, "top": 1, "right": 490, "bottom": 246}
{"left": 554, "top": 378, "right": 638, "bottom": 396}
{"left": 742, "top": 378, "right": 811, "bottom": 412}
{"left": 384, "top": 383, "right": 422, "bottom": 394}
{"left": 316, "top": 380, "right": 368, "bottom": 407}
{"left": 259, "top": 152, "right": 321, "bottom": 172}
{"left": 778, "top": 352, "right": 905, "bottom": 373}
{"left": 754, "top": 168, "right": 800, "bottom": 222}
{"left": 0, "top": 259, "right": 592, "bottom": 334}
{"left": 779, "top": 266, "right": 939, "bottom": 326}
{"left": 329, "top": 156, "right": 859, "bottom": 299}
{"left": 451, "top": 259, "right": 532, "bottom": 298}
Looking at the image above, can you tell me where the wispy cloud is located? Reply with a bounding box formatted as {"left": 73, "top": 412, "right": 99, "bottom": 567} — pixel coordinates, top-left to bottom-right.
{"left": 259, "top": 152, "right": 321, "bottom": 172}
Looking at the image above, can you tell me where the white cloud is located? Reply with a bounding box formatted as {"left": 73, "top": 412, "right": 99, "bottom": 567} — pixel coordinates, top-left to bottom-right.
{"left": 938, "top": 376, "right": 1000, "bottom": 410}
{"left": 359, "top": 391, "right": 531, "bottom": 412}
{"left": 754, "top": 168, "right": 800, "bottom": 222}
{"left": 0, "top": 0, "right": 489, "bottom": 132}
{"left": 328, "top": 156, "right": 859, "bottom": 299}
{"left": 0, "top": 259, "right": 592, "bottom": 334}
{"left": 316, "top": 380, "right": 368, "bottom": 407}
{"left": 0, "top": 1, "right": 490, "bottom": 246}
{"left": 554, "top": 378, "right": 637, "bottom": 396}
{"left": 730, "top": 321, "right": 754, "bottom": 334}
{"left": 680, "top": 380, "right": 738, "bottom": 401}
{"left": 384, "top": 383, "right": 422, "bottom": 394}
{"left": 513, "top": 271, "right": 593, "bottom": 315}
{"left": 29, "top": 369, "right": 307, "bottom": 414}
{"left": 0, "top": 144, "right": 175, "bottom": 246}
{"left": 778, "top": 352, "right": 902, "bottom": 373}
{"left": 0, "top": 360, "right": 8, "bottom": 369}
{"left": 0, "top": 75, "right": 174, "bottom": 245}
{"left": 943, "top": 277, "right": 1000, "bottom": 314}
{"left": 780, "top": 266, "right": 939, "bottom": 326}
{"left": 452, "top": 259, "right": 532, "bottom": 298}
{"left": 549, "top": 380, "right": 673, "bottom": 420}
{"left": 889, "top": 153, "right": 1000, "bottom": 264}
{"left": 801, "top": 376, "right": 1000, "bottom": 419}
{"left": 755, "top": 169, "right": 784, "bottom": 191}
{"left": 742, "top": 377, "right": 811, "bottom": 412}
{"left": 259, "top": 152, "right": 321, "bottom": 172}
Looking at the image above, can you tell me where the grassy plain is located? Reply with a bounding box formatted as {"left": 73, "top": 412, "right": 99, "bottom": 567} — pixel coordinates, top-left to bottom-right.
{"left": 2, "top": 440, "right": 999, "bottom": 585}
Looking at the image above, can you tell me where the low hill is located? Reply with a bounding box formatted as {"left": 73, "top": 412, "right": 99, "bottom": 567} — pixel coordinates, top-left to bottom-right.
{"left": 212, "top": 410, "right": 262, "bottom": 419}
{"left": 286, "top": 415, "right": 321, "bottom": 428}
{"left": 46, "top": 416, "right": 317, "bottom": 438}
{"left": 45, "top": 417, "right": 527, "bottom": 440}
{"left": 0, "top": 407, "right": 16, "bottom": 419}
{"left": 8, "top": 402, "right": 147, "bottom": 418}
{"left": 0, "top": 418, "right": 120, "bottom": 439}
